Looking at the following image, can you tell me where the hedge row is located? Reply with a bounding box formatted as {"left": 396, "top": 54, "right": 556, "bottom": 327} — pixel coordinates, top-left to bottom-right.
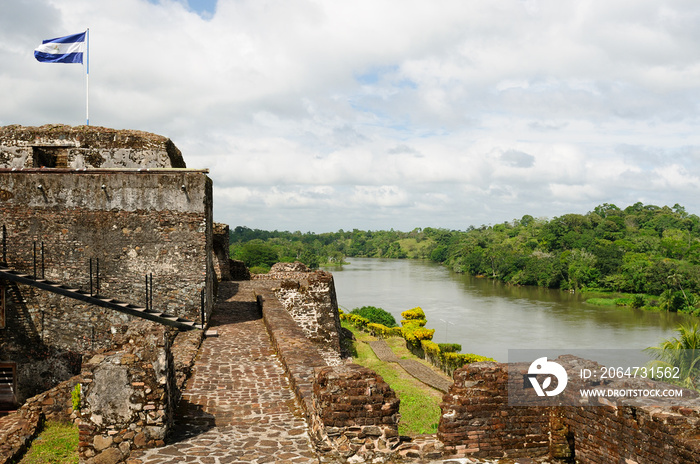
{"left": 422, "top": 340, "right": 494, "bottom": 376}
{"left": 340, "top": 306, "right": 494, "bottom": 375}
{"left": 367, "top": 322, "right": 403, "bottom": 337}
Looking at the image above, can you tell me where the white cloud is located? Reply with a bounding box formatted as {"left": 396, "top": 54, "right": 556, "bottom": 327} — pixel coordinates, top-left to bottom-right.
{"left": 3, "top": 0, "right": 700, "bottom": 231}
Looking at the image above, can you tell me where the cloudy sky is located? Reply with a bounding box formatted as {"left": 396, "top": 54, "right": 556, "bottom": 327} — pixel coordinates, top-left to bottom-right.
{"left": 2, "top": 0, "right": 700, "bottom": 232}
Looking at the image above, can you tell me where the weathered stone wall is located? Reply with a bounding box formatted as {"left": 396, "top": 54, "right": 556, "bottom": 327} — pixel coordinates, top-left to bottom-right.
{"left": 77, "top": 325, "right": 175, "bottom": 464}
{"left": 0, "top": 410, "right": 41, "bottom": 464}
{"left": 255, "top": 281, "right": 327, "bottom": 420}
{"left": 551, "top": 355, "right": 700, "bottom": 463}
{"left": 0, "top": 170, "right": 213, "bottom": 354}
{"left": 0, "top": 323, "right": 201, "bottom": 464}
{"left": 438, "top": 357, "right": 700, "bottom": 463}
{"left": 0, "top": 279, "right": 83, "bottom": 402}
{"left": 0, "top": 125, "right": 185, "bottom": 169}
{"left": 0, "top": 374, "right": 81, "bottom": 464}
{"left": 212, "top": 223, "right": 231, "bottom": 281}
{"left": 256, "top": 262, "right": 344, "bottom": 364}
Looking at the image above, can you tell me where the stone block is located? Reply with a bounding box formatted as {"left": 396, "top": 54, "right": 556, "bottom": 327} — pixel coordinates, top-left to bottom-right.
{"left": 93, "top": 435, "right": 113, "bottom": 451}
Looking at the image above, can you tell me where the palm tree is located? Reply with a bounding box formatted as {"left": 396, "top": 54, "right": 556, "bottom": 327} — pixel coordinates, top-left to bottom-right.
{"left": 645, "top": 322, "right": 700, "bottom": 389}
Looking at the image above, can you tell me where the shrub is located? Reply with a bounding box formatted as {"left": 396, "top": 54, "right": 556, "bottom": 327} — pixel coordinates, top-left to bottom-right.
{"left": 442, "top": 352, "right": 495, "bottom": 373}
{"left": 71, "top": 384, "right": 81, "bottom": 412}
{"left": 367, "top": 323, "right": 403, "bottom": 338}
{"left": 249, "top": 265, "right": 270, "bottom": 274}
{"left": 341, "top": 313, "right": 370, "bottom": 329}
{"left": 401, "top": 319, "right": 427, "bottom": 327}
{"left": 351, "top": 306, "right": 398, "bottom": 327}
{"left": 402, "top": 324, "right": 435, "bottom": 345}
{"left": 630, "top": 294, "right": 645, "bottom": 309}
{"left": 438, "top": 343, "right": 462, "bottom": 353}
{"left": 401, "top": 307, "right": 426, "bottom": 321}
{"left": 420, "top": 341, "right": 494, "bottom": 375}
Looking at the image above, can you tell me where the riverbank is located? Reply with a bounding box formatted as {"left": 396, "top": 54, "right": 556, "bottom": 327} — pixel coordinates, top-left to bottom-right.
{"left": 582, "top": 288, "right": 700, "bottom": 316}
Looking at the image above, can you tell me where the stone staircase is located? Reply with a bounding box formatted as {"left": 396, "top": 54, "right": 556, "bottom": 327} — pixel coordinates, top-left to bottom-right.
{"left": 0, "top": 264, "right": 200, "bottom": 331}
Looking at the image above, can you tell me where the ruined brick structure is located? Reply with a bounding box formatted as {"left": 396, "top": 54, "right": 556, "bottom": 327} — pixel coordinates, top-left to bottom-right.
{"left": 439, "top": 356, "right": 700, "bottom": 463}
{"left": 0, "top": 125, "right": 215, "bottom": 404}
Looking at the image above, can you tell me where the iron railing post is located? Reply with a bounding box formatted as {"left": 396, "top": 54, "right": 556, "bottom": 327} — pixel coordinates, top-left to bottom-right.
{"left": 200, "top": 288, "right": 205, "bottom": 327}
{"left": 96, "top": 258, "right": 100, "bottom": 296}
{"left": 2, "top": 225, "right": 6, "bottom": 265}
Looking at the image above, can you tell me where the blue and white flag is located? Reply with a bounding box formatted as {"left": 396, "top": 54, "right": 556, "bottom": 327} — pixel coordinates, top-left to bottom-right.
{"left": 34, "top": 32, "right": 86, "bottom": 64}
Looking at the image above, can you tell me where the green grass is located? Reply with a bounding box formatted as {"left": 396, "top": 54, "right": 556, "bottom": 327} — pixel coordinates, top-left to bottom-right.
{"left": 584, "top": 291, "right": 659, "bottom": 311}
{"left": 342, "top": 322, "right": 444, "bottom": 436}
{"left": 18, "top": 421, "right": 79, "bottom": 464}
{"left": 585, "top": 297, "right": 619, "bottom": 306}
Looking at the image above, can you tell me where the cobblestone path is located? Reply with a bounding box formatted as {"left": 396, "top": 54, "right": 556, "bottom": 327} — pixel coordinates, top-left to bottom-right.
{"left": 131, "top": 281, "right": 319, "bottom": 464}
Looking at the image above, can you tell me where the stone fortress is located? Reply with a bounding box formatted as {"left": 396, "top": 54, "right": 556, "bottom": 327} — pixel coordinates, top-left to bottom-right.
{"left": 0, "top": 125, "right": 699, "bottom": 464}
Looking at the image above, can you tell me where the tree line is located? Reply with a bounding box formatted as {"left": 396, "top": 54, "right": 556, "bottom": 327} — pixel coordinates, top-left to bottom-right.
{"left": 230, "top": 203, "right": 700, "bottom": 313}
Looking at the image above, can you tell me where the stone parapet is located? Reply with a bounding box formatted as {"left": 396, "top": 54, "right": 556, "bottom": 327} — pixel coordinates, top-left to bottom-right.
{"left": 255, "top": 281, "right": 326, "bottom": 421}
{"left": 254, "top": 262, "right": 344, "bottom": 363}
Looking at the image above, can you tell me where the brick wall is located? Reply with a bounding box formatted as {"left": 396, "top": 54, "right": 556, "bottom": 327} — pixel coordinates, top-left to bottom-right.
{"left": 438, "top": 357, "right": 700, "bottom": 463}
{"left": 438, "top": 362, "right": 549, "bottom": 459}
{"left": 314, "top": 363, "right": 401, "bottom": 460}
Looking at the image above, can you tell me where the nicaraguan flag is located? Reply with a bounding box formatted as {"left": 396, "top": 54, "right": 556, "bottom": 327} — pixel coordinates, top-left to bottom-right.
{"left": 34, "top": 32, "right": 86, "bottom": 64}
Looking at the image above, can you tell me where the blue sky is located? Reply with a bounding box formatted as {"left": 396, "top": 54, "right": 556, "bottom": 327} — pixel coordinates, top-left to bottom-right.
{"left": 3, "top": 1, "right": 700, "bottom": 232}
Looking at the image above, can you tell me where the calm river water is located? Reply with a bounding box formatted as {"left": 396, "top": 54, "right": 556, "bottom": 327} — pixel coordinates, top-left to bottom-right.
{"left": 324, "top": 258, "right": 695, "bottom": 362}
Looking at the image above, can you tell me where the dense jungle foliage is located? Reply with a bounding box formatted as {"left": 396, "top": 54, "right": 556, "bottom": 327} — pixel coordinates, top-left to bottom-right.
{"left": 230, "top": 203, "right": 700, "bottom": 313}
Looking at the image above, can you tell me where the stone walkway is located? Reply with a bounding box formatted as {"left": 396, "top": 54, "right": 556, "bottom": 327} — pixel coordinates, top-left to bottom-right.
{"left": 397, "top": 359, "right": 452, "bottom": 393}
{"left": 368, "top": 340, "right": 399, "bottom": 362}
{"left": 368, "top": 339, "right": 453, "bottom": 393}
{"left": 130, "top": 281, "right": 319, "bottom": 464}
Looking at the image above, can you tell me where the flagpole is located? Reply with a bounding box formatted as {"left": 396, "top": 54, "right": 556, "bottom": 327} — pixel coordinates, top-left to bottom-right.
{"left": 85, "top": 28, "right": 89, "bottom": 126}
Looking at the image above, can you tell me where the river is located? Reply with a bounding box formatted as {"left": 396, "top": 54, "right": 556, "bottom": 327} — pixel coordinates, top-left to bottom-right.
{"left": 324, "top": 258, "right": 695, "bottom": 362}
